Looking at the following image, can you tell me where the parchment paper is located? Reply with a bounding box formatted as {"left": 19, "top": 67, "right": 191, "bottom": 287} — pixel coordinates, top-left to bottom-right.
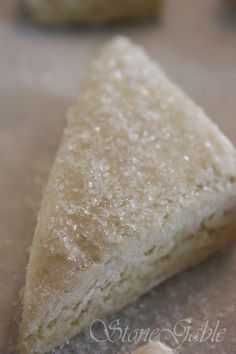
{"left": 0, "top": 0, "right": 236, "bottom": 353}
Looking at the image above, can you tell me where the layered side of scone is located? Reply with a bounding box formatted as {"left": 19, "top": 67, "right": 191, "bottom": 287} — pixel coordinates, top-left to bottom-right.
{"left": 20, "top": 37, "right": 236, "bottom": 354}
{"left": 25, "top": 0, "right": 162, "bottom": 25}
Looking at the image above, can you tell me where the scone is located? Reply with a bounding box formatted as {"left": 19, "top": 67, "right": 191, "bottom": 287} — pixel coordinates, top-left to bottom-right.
{"left": 20, "top": 37, "right": 236, "bottom": 354}
{"left": 133, "top": 341, "right": 173, "bottom": 354}
{"left": 25, "top": 0, "right": 162, "bottom": 25}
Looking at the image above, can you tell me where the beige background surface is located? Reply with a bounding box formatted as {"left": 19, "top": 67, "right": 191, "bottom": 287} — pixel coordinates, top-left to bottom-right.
{"left": 0, "top": 0, "right": 236, "bottom": 353}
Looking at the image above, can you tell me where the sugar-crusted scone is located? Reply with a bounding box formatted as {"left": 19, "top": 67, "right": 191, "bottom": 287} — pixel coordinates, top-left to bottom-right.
{"left": 133, "top": 341, "right": 173, "bottom": 354}
{"left": 20, "top": 37, "right": 236, "bottom": 354}
{"left": 25, "top": 0, "right": 162, "bottom": 25}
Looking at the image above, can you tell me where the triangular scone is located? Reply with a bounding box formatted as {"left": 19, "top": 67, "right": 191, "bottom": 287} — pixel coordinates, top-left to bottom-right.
{"left": 133, "top": 341, "right": 172, "bottom": 354}
{"left": 26, "top": 0, "right": 162, "bottom": 25}
{"left": 20, "top": 37, "right": 236, "bottom": 354}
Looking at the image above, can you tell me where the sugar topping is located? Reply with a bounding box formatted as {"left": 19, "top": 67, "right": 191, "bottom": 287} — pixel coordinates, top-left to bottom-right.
{"left": 37, "top": 37, "right": 236, "bottom": 268}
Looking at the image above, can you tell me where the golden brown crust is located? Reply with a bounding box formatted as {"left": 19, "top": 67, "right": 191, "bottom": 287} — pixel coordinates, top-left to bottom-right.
{"left": 26, "top": 0, "right": 162, "bottom": 25}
